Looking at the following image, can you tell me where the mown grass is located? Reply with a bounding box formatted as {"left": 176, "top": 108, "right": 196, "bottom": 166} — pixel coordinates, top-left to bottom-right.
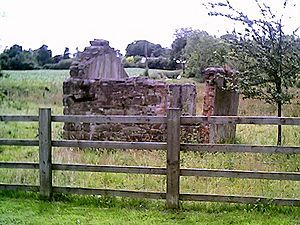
{"left": 0, "top": 190, "right": 299, "bottom": 225}
{"left": 0, "top": 69, "right": 300, "bottom": 223}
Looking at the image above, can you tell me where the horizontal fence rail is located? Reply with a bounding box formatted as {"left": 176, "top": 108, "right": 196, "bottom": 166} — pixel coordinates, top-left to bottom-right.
{"left": 181, "top": 144, "right": 300, "bottom": 154}
{"left": 53, "top": 187, "right": 166, "bottom": 200}
{"left": 0, "top": 139, "right": 39, "bottom": 146}
{"left": 0, "top": 108, "right": 300, "bottom": 208}
{"left": 0, "top": 184, "right": 39, "bottom": 192}
{"left": 0, "top": 162, "right": 39, "bottom": 169}
{"left": 181, "top": 116, "right": 300, "bottom": 125}
{"left": 52, "top": 140, "right": 167, "bottom": 150}
{"left": 52, "top": 115, "right": 167, "bottom": 124}
{"left": 0, "top": 115, "right": 39, "bottom": 122}
{"left": 52, "top": 164, "right": 166, "bottom": 175}
{"left": 180, "top": 168, "right": 300, "bottom": 181}
{"left": 180, "top": 194, "right": 300, "bottom": 206}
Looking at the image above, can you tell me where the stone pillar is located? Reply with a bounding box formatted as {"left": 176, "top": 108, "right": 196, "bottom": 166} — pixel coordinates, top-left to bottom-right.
{"left": 201, "top": 67, "right": 239, "bottom": 143}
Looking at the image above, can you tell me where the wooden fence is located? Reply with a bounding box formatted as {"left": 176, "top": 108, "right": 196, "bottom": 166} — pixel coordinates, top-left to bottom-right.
{"left": 0, "top": 108, "right": 300, "bottom": 208}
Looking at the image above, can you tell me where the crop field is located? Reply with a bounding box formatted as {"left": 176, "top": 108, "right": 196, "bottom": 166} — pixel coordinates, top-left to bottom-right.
{"left": 0, "top": 69, "right": 300, "bottom": 224}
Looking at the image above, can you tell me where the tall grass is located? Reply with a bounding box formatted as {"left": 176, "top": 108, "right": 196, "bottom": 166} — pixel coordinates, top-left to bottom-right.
{"left": 0, "top": 70, "right": 299, "bottom": 201}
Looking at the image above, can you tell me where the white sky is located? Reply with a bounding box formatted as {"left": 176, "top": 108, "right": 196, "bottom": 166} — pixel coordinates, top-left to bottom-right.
{"left": 0, "top": 0, "right": 299, "bottom": 56}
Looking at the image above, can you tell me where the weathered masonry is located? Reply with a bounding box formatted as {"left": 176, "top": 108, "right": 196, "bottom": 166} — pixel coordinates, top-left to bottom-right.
{"left": 201, "top": 67, "right": 239, "bottom": 143}
{"left": 63, "top": 39, "right": 197, "bottom": 142}
{"left": 63, "top": 39, "right": 239, "bottom": 143}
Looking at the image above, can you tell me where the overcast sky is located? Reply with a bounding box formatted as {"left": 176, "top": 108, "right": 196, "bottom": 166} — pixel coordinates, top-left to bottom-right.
{"left": 0, "top": 0, "right": 299, "bottom": 55}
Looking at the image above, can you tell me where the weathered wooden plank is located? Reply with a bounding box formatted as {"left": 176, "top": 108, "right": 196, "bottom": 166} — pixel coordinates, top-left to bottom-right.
{"left": 0, "top": 162, "right": 39, "bottom": 169}
{"left": 39, "top": 108, "right": 52, "bottom": 199}
{"left": 181, "top": 116, "right": 300, "bottom": 125}
{"left": 180, "top": 168, "right": 300, "bottom": 181}
{"left": 166, "top": 108, "right": 181, "bottom": 209}
{"left": 0, "top": 184, "right": 39, "bottom": 192}
{"left": 0, "top": 115, "right": 39, "bottom": 122}
{"left": 53, "top": 186, "right": 166, "bottom": 199}
{"left": 0, "top": 139, "right": 39, "bottom": 146}
{"left": 181, "top": 144, "right": 300, "bottom": 154}
{"left": 180, "top": 193, "right": 300, "bottom": 206}
{"left": 52, "top": 115, "right": 167, "bottom": 124}
{"left": 52, "top": 140, "right": 167, "bottom": 150}
{"left": 52, "top": 164, "right": 166, "bottom": 175}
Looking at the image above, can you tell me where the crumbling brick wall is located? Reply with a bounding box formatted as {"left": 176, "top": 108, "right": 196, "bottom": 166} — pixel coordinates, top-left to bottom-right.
{"left": 63, "top": 77, "right": 197, "bottom": 142}
{"left": 63, "top": 39, "right": 238, "bottom": 144}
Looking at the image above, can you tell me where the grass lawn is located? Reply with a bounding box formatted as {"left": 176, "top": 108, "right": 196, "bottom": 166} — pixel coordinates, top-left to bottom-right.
{"left": 1, "top": 191, "right": 300, "bottom": 225}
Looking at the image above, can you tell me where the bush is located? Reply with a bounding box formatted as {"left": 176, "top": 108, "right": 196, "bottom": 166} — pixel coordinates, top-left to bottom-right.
{"left": 148, "top": 57, "right": 176, "bottom": 70}
{"left": 43, "top": 59, "right": 73, "bottom": 70}
{"left": 123, "top": 56, "right": 176, "bottom": 70}
{"left": 122, "top": 56, "right": 136, "bottom": 68}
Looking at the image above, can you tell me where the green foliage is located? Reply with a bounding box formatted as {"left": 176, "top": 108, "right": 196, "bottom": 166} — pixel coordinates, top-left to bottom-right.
{"left": 170, "top": 28, "right": 231, "bottom": 78}
{"left": 34, "top": 44, "right": 52, "bottom": 66}
{"left": 206, "top": 0, "right": 300, "bottom": 106}
{"left": 123, "top": 56, "right": 176, "bottom": 70}
{"left": 43, "top": 58, "right": 73, "bottom": 70}
{"left": 170, "top": 27, "right": 194, "bottom": 62}
{"left": 184, "top": 30, "right": 230, "bottom": 78}
{"left": 206, "top": 0, "right": 300, "bottom": 145}
{"left": 0, "top": 44, "right": 75, "bottom": 70}
{"left": 122, "top": 56, "right": 141, "bottom": 68}
{"left": 0, "top": 45, "right": 38, "bottom": 70}
{"left": 125, "top": 40, "right": 168, "bottom": 57}
{"left": 147, "top": 57, "right": 176, "bottom": 70}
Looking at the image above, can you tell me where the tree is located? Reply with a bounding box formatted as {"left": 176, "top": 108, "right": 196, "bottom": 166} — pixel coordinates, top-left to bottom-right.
{"left": 206, "top": 0, "right": 300, "bottom": 145}
{"left": 170, "top": 28, "right": 194, "bottom": 62}
{"left": 34, "top": 45, "right": 52, "bottom": 66}
{"left": 125, "top": 40, "right": 165, "bottom": 57}
{"left": 0, "top": 45, "right": 37, "bottom": 70}
{"left": 63, "top": 47, "right": 70, "bottom": 59}
{"left": 184, "top": 30, "right": 229, "bottom": 78}
{"left": 170, "top": 28, "right": 194, "bottom": 73}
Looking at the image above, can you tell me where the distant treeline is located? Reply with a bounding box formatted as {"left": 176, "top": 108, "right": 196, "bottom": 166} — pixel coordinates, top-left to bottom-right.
{"left": 3, "top": 28, "right": 300, "bottom": 81}
{"left": 0, "top": 45, "right": 74, "bottom": 70}
{"left": 0, "top": 29, "right": 237, "bottom": 78}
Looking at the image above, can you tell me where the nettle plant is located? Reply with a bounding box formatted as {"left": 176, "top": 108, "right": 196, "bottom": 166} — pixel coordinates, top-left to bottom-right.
{"left": 205, "top": 0, "right": 300, "bottom": 145}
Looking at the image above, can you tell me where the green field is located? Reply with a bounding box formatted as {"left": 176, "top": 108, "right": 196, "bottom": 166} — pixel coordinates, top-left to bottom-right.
{"left": 0, "top": 69, "right": 300, "bottom": 224}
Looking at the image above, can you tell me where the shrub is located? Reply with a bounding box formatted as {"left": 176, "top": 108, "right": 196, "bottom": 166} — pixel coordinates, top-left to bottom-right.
{"left": 148, "top": 57, "right": 176, "bottom": 70}
{"left": 43, "top": 59, "right": 73, "bottom": 70}
{"left": 123, "top": 56, "right": 176, "bottom": 70}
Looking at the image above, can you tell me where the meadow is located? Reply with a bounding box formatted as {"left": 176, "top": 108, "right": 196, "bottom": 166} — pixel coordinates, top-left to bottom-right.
{"left": 0, "top": 69, "right": 300, "bottom": 224}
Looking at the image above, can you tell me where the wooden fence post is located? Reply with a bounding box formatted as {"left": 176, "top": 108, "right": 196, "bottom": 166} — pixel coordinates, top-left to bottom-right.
{"left": 39, "top": 108, "right": 52, "bottom": 199}
{"left": 166, "top": 108, "right": 181, "bottom": 209}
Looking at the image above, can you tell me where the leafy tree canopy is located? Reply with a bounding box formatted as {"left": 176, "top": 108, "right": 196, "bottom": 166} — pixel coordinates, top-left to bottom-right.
{"left": 34, "top": 45, "right": 52, "bottom": 66}
{"left": 170, "top": 27, "right": 194, "bottom": 62}
{"left": 125, "top": 40, "right": 167, "bottom": 57}
{"left": 205, "top": 0, "right": 300, "bottom": 144}
{"left": 184, "top": 29, "right": 230, "bottom": 78}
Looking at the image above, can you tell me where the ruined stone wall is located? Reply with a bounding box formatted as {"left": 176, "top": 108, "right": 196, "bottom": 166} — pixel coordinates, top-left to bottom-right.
{"left": 63, "top": 77, "right": 197, "bottom": 142}
{"left": 63, "top": 39, "right": 239, "bottom": 144}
